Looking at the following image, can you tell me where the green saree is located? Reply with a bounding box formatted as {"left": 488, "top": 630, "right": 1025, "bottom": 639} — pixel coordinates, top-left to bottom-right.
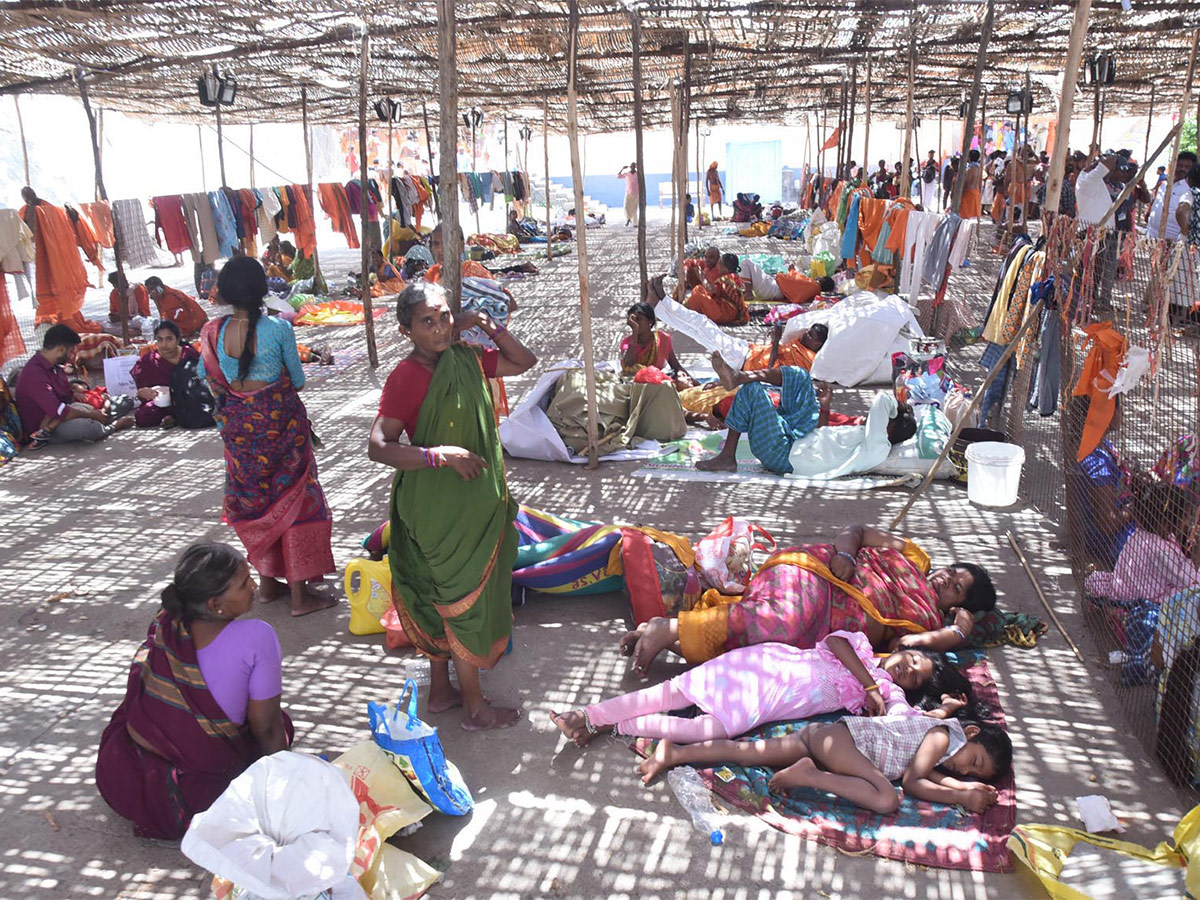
{"left": 388, "top": 344, "right": 518, "bottom": 668}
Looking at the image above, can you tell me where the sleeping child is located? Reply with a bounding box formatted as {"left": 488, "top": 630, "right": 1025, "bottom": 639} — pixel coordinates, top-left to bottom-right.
{"left": 550, "top": 630, "right": 972, "bottom": 747}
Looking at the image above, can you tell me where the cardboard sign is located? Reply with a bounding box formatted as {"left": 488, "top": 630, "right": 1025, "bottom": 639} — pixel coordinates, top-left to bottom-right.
{"left": 102, "top": 354, "right": 139, "bottom": 397}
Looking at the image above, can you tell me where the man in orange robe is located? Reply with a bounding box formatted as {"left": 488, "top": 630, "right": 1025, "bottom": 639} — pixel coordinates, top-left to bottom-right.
{"left": 145, "top": 277, "right": 208, "bottom": 338}
{"left": 19, "top": 187, "right": 99, "bottom": 333}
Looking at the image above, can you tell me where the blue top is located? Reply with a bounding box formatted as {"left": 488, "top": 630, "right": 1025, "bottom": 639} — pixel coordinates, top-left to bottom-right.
{"left": 1077, "top": 441, "right": 1134, "bottom": 568}
{"left": 198, "top": 315, "right": 306, "bottom": 387}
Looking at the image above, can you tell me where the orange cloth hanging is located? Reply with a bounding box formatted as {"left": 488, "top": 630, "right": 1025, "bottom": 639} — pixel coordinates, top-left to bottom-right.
{"left": 80, "top": 201, "right": 114, "bottom": 248}
{"left": 885, "top": 206, "right": 914, "bottom": 254}
{"left": 317, "top": 183, "right": 360, "bottom": 250}
{"left": 1072, "top": 321, "right": 1128, "bottom": 462}
{"left": 289, "top": 185, "right": 318, "bottom": 259}
{"left": 857, "top": 198, "right": 888, "bottom": 252}
{"left": 0, "top": 274, "right": 25, "bottom": 368}
{"left": 69, "top": 209, "right": 103, "bottom": 271}
{"left": 20, "top": 203, "right": 99, "bottom": 332}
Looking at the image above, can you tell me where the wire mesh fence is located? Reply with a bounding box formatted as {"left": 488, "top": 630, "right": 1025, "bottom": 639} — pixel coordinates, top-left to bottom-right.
{"left": 973, "top": 210, "right": 1200, "bottom": 796}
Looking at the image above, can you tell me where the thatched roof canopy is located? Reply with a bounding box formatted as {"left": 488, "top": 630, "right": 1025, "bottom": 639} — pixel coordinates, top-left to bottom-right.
{"left": 1, "top": 0, "right": 1197, "bottom": 129}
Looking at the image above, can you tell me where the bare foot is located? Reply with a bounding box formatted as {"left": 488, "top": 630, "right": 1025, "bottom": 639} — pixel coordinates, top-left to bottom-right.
{"left": 290, "top": 584, "right": 339, "bottom": 617}
{"left": 428, "top": 683, "right": 463, "bottom": 713}
{"left": 618, "top": 622, "right": 648, "bottom": 657}
{"left": 549, "top": 709, "right": 601, "bottom": 747}
{"left": 767, "top": 756, "right": 818, "bottom": 794}
{"left": 696, "top": 453, "right": 738, "bottom": 473}
{"left": 259, "top": 578, "right": 288, "bottom": 603}
{"left": 710, "top": 351, "right": 741, "bottom": 390}
{"left": 461, "top": 703, "right": 521, "bottom": 731}
{"left": 111, "top": 414, "right": 136, "bottom": 433}
{"left": 638, "top": 739, "right": 677, "bottom": 784}
{"left": 630, "top": 616, "right": 674, "bottom": 676}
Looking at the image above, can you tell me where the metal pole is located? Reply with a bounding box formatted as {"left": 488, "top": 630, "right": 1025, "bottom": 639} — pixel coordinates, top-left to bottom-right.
{"left": 566, "top": 0, "right": 600, "bottom": 468}
{"left": 358, "top": 28, "right": 379, "bottom": 367}
{"left": 75, "top": 67, "right": 128, "bottom": 346}
{"left": 951, "top": 0, "right": 995, "bottom": 213}
{"left": 436, "top": 0, "right": 463, "bottom": 311}
{"left": 630, "top": 9, "right": 648, "bottom": 297}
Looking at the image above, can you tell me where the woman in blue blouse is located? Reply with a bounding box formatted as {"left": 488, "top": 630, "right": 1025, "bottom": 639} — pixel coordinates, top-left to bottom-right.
{"left": 198, "top": 257, "right": 337, "bottom": 617}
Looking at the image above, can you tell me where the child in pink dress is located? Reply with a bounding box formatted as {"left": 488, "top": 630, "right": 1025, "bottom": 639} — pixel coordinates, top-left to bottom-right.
{"left": 550, "top": 631, "right": 970, "bottom": 746}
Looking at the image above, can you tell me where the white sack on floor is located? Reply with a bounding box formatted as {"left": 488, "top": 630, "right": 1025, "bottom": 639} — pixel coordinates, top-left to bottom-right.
{"left": 498, "top": 360, "right": 664, "bottom": 464}
{"left": 781, "top": 291, "right": 926, "bottom": 386}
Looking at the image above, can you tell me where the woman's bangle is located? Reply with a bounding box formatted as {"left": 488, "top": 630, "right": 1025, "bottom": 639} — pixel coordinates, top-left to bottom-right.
{"left": 421, "top": 447, "right": 445, "bottom": 468}
{"left": 834, "top": 550, "right": 857, "bottom": 567}
{"left": 490, "top": 324, "right": 508, "bottom": 338}
{"left": 864, "top": 683, "right": 881, "bottom": 693}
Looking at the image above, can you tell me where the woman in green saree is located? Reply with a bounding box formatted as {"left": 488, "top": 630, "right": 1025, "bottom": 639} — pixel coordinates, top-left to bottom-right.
{"left": 368, "top": 281, "right": 536, "bottom": 730}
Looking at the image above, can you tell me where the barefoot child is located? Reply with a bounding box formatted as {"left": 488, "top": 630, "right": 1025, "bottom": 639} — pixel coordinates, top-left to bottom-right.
{"left": 640, "top": 716, "right": 1011, "bottom": 815}
{"left": 551, "top": 631, "right": 971, "bottom": 747}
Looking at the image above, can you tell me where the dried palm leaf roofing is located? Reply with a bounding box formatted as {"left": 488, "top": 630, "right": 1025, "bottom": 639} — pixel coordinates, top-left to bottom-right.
{"left": 1, "top": 0, "right": 1199, "bottom": 131}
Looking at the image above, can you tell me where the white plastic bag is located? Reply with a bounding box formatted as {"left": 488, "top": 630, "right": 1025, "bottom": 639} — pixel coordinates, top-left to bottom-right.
{"left": 182, "top": 751, "right": 366, "bottom": 900}
{"left": 694, "top": 517, "right": 776, "bottom": 593}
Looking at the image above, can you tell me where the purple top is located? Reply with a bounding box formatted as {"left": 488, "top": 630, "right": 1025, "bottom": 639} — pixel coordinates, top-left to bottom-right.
{"left": 196, "top": 618, "right": 283, "bottom": 725}
{"left": 131, "top": 345, "right": 200, "bottom": 389}
{"left": 15, "top": 351, "right": 72, "bottom": 436}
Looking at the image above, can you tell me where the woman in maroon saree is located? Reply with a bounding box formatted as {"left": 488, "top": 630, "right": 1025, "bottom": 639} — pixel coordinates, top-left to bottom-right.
{"left": 131, "top": 320, "right": 200, "bottom": 428}
{"left": 198, "top": 257, "right": 336, "bottom": 617}
{"left": 96, "top": 542, "right": 293, "bottom": 839}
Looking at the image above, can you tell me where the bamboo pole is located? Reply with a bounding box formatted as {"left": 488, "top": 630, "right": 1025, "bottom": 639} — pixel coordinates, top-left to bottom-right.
{"left": 1043, "top": 0, "right": 1092, "bottom": 216}
{"left": 695, "top": 115, "right": 702, "bottom": 229}
{"left": 198, "top": 124, "right": 207, "bottom": 192}
{"left": 213, "top": 65, "right": 228, "bottom": 189}
{"left": 1159, "top": 31, "right": 1200, "bottom": 241}
{"left": 437, "top": 0, "right": 463, "bottom": 311}
{"left": 837, "top": 77, "right": 848, "bottom": 179}
{"left": 1091, "top": 70, "right": 1102, "bottom": 150}
{"left": 681, "top": 43, "right": 692, "bottom": 245}
{"left": 1007, "top": 532, "right": 1086, "bottom": 664}
{"left": 386, "top": 108, "right": 394, "bottom": 237}
{"left": 75, "top": 67, "right": 128, "bottom": 346}
{"left": 421, "top": 100, "right": 441, "bottom": 218}
{"left": 951, "top": 0, "right": 995, "bottom": 213}
{"left": 566, "top": 0, "right": 600, "bottom": 469}
{"left": 847, "top": 58, "right": 858, "bottom": 178}
{"left": 898, "top": 13, "right": 917, "bottom": 199}
{"left": 890, "top": 297, "right": 1048, "bottom": 530}
{"left": 1145, "top": 82, "right": 1156, "bottom": 165}
{"left": 249, "top": 123, "right": 256, "bottom": 188}
{"left": 358, "top": 28, "right": 379, "bottom": 368}
{"left": 862, "top": 57, "right": 872, "bottom": 175}
{"left": 669, "top": 82, "right": 678, "bottom": 261}
{"left": 631, "top": 9, "right": 648, "bottom": 296}
{"left": 300, "top": 87, "right": 325, "bottom": 295}
{"left": 543, "top": 95, "right": 551, "bottom": 262}
{"left": 503, "top": 116, "right": 510, "bottom": 220}
{"left": 13, "top": 95, "right": 29, "bottom": 185}
{"left": 470, "top": 114, "right": 481, "bottom": 237}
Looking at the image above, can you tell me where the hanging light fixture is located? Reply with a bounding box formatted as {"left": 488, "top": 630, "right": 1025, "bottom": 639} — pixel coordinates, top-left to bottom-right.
{"left": 374, "top": 98, "right": 401, "bottom": 123}
{"left": 1006, "top": 87, "right": 1032, "bottom": 115}
{"left": 197, "top": 70, "right": 221, "bottom": 106}
{"left": 518, "top": 124, "right": 532, "bottom": 142}
{"left": 217, "top": 76, "right": 237, "bottom": 106}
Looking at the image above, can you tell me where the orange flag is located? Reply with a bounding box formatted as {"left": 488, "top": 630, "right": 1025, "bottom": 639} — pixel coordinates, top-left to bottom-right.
{"left": 821, "top": 125, "right": 842, "bottom": 152}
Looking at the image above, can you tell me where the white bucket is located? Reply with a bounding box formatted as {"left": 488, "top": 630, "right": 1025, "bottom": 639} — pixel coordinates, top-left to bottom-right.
{"left": 965, "top": 441, "right": 1025, "bottom": 507}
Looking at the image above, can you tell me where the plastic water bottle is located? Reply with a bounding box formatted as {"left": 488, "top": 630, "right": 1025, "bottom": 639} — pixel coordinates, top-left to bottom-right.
{"left": 667, "top": 766, "right": 724, "bottom": 846}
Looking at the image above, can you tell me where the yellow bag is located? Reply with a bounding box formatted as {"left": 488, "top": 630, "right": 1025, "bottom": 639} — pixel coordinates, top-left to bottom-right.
{"left": 345, "top": 558, "right": 393, "bottom": 636}
{"left": 1008, "top": 803, "right": 1200, "bottom": 900}
{"left": 333, "top": 740, "right": 441, "bottom": 899}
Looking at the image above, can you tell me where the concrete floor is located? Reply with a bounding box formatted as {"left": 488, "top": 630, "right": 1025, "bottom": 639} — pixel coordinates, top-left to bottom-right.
{"left": 0, "top": 222, "right": 1191, "bottom": 900}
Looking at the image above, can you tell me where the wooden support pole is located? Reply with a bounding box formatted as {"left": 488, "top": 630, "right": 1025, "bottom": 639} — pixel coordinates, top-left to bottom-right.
{"left": 681, "top": 42, "right": 692, "bottom": 245}
{"left": 566, "top": 0, "right": 600, "bottom": 468}
{"left": 837, "top": 77, "right": 848, "bottom": 179}
{"left": 13, "top": 95, "right": 29, "bottom": 185}
{"left": 75, "top": 67, "right": 128, "bottom": 346}
{"left": 503, "top": 116, "right": 510, "bottom": 220}
{"left": 951, "top": 0, "right": 995, "bottom": 213}
{"left": 846, "top": 57, "right": 858, "bottom": 178}
{"left": 437, "top": 0, "right": 463, "bottom": 311}
{"left": 863, "top": 57, "right": 872, "bottom": 176}
{"left": 386, "top": 109, "right": 394, "bottom": 238}
{"left": 421, "top": 100, "right": 441, "bottom": 218}
{"left": 630, "top": 9, "right": 648, "bottom": 297}
{"left": 543, "top": 96, "right": 551, "bottom": 262}
{"left": 213, "top": 65, "right": 228, "bottom": 189}
{"left": 358, "top": 29, "right": 379, "bottom": 367}
{"left": 249, "top": 123, "right": 256, "bottom": 188}
{"left": 1091, "top": 71, "right": 1102, "bottom": 150}
{"left": 1145, "top": 82, "right": 1156, "bottom": 164}
{"left": 819, "top": 78, "right": 828, "bottom": 181}
{"left": 301, "top": 87, "right": 325, "bottom": 295}
{"left": 695, "top": 115, "right": 702, "bottom": 229}
{"left": 898, "top": 13, "right": 918, "bottom": 199}
{"left": 198, "top": 124, "right": 207, "bottom": 193}
{"left": 669, "top": 82, "right": 678, "bottom": 260}
{"left": 470, "top": 114, "right": 481, "bottom": 237}
{"left": 1159, "top": 31, "right": 1200, "bottom": 240}
{"left": 1032, "top": 0, "right": 1087, "bottom": 217}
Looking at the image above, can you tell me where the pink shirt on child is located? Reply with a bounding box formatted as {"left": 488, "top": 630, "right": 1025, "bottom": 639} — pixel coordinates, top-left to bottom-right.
{"left": 1084, "top": 528, "right": 1200, "bottom": 604}
{"left": 673, "top": 631, "right": 915, "bottom": 738}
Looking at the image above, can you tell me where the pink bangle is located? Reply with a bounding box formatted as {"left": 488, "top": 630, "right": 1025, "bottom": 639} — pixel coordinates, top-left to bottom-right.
{"left": 422, "top": 447, "right": 444, "bottom": 468}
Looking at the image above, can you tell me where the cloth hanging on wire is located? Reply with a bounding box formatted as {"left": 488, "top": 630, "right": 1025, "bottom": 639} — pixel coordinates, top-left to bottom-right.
{"left": 112, "top": 198, "right": 158, "bottom": 268}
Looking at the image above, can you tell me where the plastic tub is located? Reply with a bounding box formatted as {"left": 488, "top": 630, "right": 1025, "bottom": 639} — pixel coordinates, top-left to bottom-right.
{"left": 965, "top": 441, "right": 1026, "bottom": 507}
{"left": 949, "top": 427, "right": 1007, "bottom": 481}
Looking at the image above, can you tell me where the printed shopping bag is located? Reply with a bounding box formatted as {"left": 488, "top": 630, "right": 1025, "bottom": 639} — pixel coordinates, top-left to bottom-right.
{"left": 368, "top": 680, "right": 474, "bottom": 816}
{"left": 694, "top": 517, "right": 776, "bottom": 593}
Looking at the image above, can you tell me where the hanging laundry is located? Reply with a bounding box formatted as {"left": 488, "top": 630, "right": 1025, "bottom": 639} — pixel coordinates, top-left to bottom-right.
{"left": 112, "top": 198, "right": 158, "bottom": 268}
{"left": 317, "top": 182, "right": 360, "bottom": 249}
{"left": 1072, "top": 321, "right": 1128, "bottom": 462}
{"left": 150, "top": 195, "right": 193, "bottom": 256}
{"left": 80, "top": 200, "right": 114, "bottom": 248}
{"left": 207, "top": 190, "right": 239, "bottom": 259}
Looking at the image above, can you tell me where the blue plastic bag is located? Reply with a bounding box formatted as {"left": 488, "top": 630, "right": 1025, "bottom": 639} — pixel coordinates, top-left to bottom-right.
{"left": 367, "top": 679, "right": 474, "bottom": 816}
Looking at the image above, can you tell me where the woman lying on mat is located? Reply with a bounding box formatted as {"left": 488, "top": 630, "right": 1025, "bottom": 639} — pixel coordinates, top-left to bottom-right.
{"left": 621, "top": 523, "right": 997, "bottom": 676}
{"left": 638, "top": 716, "right": 1012, "bottom": 814}
{"left": 552, "top": 630, "right": 972, "bottom": 747}
{"left": 95, "top": 542, "right": 293, "bottom": 839}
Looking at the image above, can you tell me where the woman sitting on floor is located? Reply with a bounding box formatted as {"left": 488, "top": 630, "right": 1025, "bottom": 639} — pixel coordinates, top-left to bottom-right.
{"left": 95, "top": 542, "right": 293, "bottom": 839}
{"left": 620, "top": 302, "right": 692, "bottom": 382}
{"left": 686, "top": 252, "right": 749, "bottom": 325}
{"left": 131, "top": 320, "right": 201, "bottom": 429}
{"left": 621, "top": 523, "right": 997, "bottom": 676}
{"left": 553, "top": 630, "right": 972, "bottom": 747}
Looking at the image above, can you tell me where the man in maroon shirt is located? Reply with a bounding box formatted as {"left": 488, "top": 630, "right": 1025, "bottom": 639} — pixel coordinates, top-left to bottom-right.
{"left": 15, "top": 324, "right": 133, "bottom": 448}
